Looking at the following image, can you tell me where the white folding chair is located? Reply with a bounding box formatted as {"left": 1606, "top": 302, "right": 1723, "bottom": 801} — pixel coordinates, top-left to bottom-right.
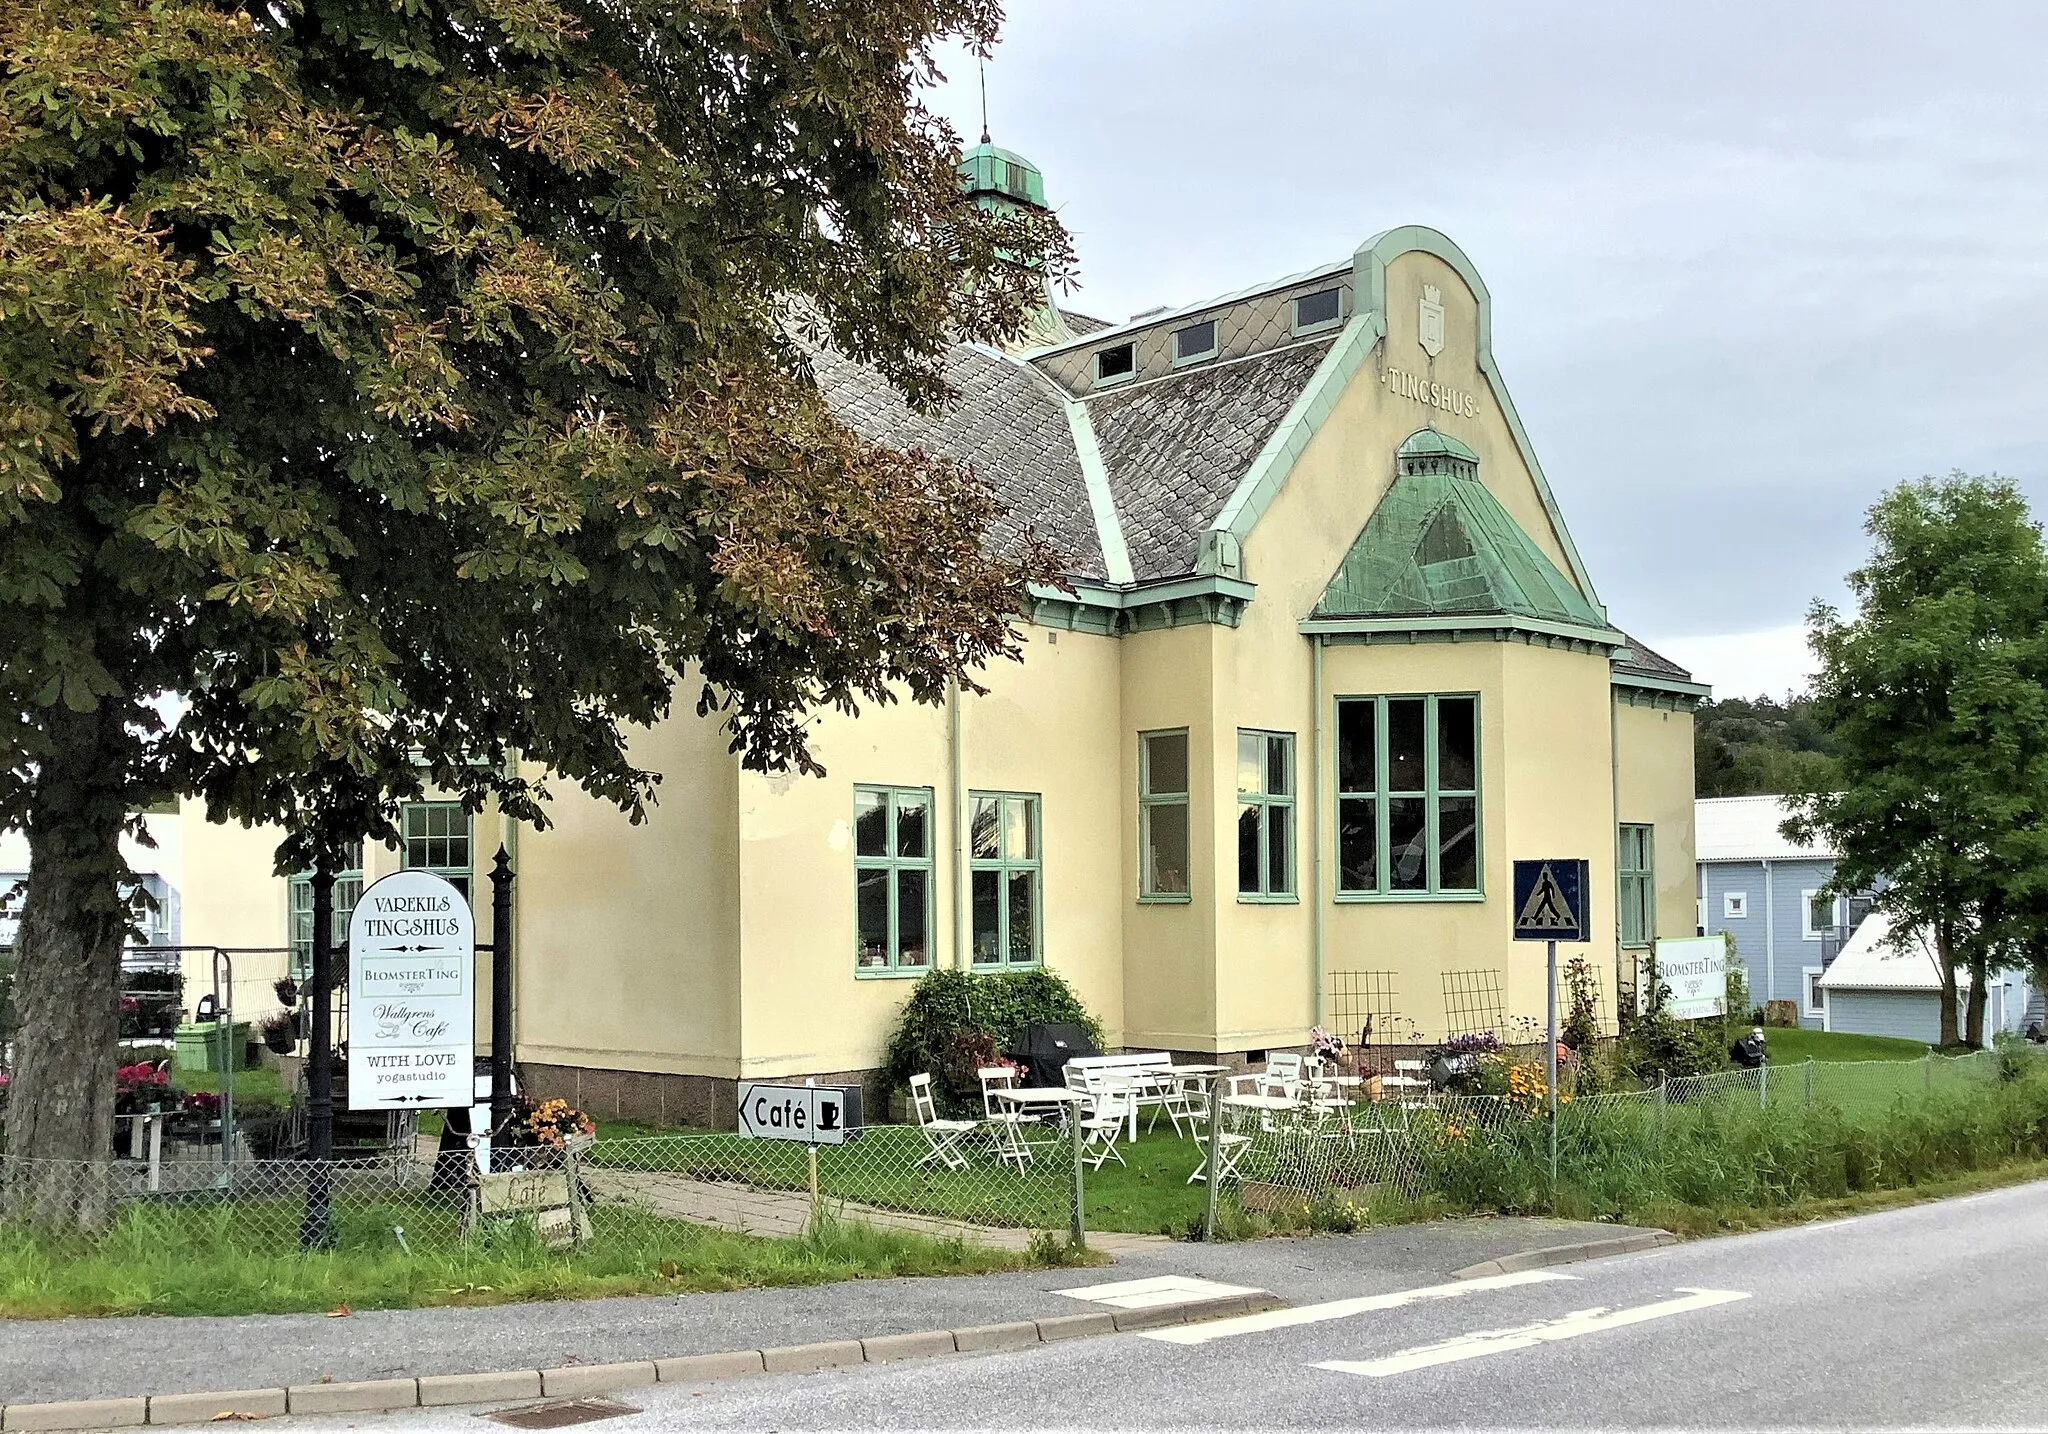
{"left": 909, "top": 1073, "right": 977, "bottom": 1170}
{"left": 1079, "top": 1076, "right": 1135, "bottom": 1170}
{"left": 977, "top": 1065, "right": 1033, "bottom": 1169}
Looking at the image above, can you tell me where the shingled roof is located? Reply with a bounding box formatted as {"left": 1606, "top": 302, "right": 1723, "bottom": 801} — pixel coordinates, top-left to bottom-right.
{"left": 805, "top": 263, "right": 1694, "bottom": 695}
{"left": 809, "top": 342, "right": 1109, "bottom": 581}
{"left": 1087, "top": 341, "right": 1333, "bottom": 580}
{"left": 1612, "top": 633, "right": 1697, "bottom": 684}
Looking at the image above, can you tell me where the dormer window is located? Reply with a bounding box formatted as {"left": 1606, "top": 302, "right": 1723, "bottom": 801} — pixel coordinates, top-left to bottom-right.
{"left": 1094, "top": 343, "right": 1135, "bottom": 385}
{"left": 1293, "top": 288, "right": 1343, "bottom": 334}
{"left": 1172, "top": 320, "right": 1218, "bottom": 366}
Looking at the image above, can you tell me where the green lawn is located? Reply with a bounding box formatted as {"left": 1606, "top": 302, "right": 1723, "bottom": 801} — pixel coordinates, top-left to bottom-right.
{"left": 170, "top": 1063, "right": 293, "bottom": 1113}
{"left": 588, "top": 1119, "right": 1211, "bottom": 1236}
{"left": 1765, "top": 1027, "right": 1927, "bottom": 1064}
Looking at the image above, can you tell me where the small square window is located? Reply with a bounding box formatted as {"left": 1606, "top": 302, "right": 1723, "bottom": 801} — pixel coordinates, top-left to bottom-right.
{"left": 1293, "top": 288, "right": 1342, "bottom": 333}
{"left": 1172, "top": 320, "right": 1217, "bottom": 365}
{"left": 1095, "top": 344, "right": 1134, "bottom": 384}
{"left": 1723, "top": 891, "right": 1748, "bottom": 920}
{"left": 1804, "top": 968, "right": 1825, "bottom": 1017}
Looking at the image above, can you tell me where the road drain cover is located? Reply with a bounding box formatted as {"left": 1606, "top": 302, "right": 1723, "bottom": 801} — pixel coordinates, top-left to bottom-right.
{"left": 484, "top": 1398, "right": 640, "bottom": 1428}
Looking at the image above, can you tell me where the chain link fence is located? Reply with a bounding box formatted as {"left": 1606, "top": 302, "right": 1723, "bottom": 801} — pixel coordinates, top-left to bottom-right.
{"left": 0, "top": 1118, "right": 1080, "bottom": 1263}
{"left": 1205, "top": 1049, "right": 2031, "bottom": 1231}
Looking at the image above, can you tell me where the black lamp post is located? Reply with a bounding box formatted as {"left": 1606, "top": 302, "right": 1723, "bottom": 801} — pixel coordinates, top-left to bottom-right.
{"left": 299, "top": 852, "right": 335, "bottom": 1249}
{"left": 488, "top": 846, "right": 515, "bottom": 1164}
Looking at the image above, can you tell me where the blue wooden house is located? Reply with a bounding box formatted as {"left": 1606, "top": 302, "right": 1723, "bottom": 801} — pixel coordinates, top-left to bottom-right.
{"left": 1694, "top": 795, "right": 2031, "bottom": 1040}
{"left": 1694, "top": 796, "right": 1853, "bottom": 1027}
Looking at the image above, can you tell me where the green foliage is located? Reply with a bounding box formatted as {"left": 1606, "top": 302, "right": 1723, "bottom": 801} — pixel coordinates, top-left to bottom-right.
{"left": 1414, "top": 1058, "right": 2048, "bottom": 1227}
{"left": 1560, "top": 955, "right": 1600, "bottom": 1050}
{"left": 1694, "top": 694, "right": 1841, "bottom": 798}
{"left": 882, "top": 968, "right": 1105, "bottom": 1113}
{"left": 1615, "top": 947, "right": 1721, "bottom": 1082}
{"left": 1786, "top": 474, "right": 2048, "bottom": 1048}
{"left": 0, "top": 0, "right": 1074, "bottom": 1161}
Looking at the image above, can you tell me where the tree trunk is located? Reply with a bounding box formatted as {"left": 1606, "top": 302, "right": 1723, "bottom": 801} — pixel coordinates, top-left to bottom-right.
{"left": 2, "top": 705, "right": 136, "bottom": 1228}
{"left": 1936, "top": 922, "right": 1960, "bottom": 1048}
{"left": 1965, "top": 957, "right": 1989, "bottom": 1049}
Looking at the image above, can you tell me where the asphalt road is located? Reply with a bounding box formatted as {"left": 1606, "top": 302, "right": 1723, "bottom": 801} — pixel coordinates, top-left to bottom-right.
{"left": 296, "top": 1182, "right": 2048, "bottom": 1431}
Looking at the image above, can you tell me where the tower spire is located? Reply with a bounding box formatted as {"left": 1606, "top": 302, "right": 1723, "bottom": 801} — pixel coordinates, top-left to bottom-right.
{"left": 978, "top": 58, "right": 990, "bottom": 145}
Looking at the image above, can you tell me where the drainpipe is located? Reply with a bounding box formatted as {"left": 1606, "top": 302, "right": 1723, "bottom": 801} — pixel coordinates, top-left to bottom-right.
{"left": 949, "top": 678, "right": 967, "bottom": 970}
{"left": 1311, "top": 635, "right": 1326, "bottom": 1027}
{"left": 1763, "top": 858, "right": 1776, "bottom": 1011}
{"left": 1609, "top": 693, "right": 1623, "bottom": 1014}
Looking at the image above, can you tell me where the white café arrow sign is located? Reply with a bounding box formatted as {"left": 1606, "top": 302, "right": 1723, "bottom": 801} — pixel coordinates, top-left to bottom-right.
{"left": 346, "top": 869, "right": 476, "bottom": 1111}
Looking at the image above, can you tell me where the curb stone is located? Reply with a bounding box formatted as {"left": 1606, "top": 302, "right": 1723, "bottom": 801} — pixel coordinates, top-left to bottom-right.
{"left": 1451, "top": 1229, "right": 1676, "bottom": 1280}
{"left": 0, "top": 1292, "right": 1282, "bottom": 1431}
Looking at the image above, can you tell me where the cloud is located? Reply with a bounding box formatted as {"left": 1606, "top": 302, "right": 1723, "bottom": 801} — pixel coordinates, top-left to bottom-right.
{"left": 935, "top": 0, "right": 2048, "bottom": 641}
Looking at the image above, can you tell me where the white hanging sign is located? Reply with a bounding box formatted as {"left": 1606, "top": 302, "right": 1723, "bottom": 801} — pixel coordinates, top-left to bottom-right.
{"left": 1653, "top": 936, "right": 1729, "bottom": 1021}
{"left": 347, "top": 869, "right": 476, "bottom": 1110}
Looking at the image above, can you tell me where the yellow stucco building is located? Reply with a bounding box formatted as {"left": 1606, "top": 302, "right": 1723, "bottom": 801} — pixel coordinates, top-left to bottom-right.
{"left": 505, "top": 156, "right": 1703, "bottom": 1123}
{"left": 170, "top": 150, "right": 1704, "bottom": 1126}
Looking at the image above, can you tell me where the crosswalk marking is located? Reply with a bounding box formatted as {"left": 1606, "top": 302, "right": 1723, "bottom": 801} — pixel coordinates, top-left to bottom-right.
{"left": 1138, "top": 1269, "right": 1577, "bottom": 1345}
{"left": 1051, "top": 1275, "right": 1266, "bottom": 1309}
{"left": 1314, "top": 1287, "right": 1752, "bottom": 1377}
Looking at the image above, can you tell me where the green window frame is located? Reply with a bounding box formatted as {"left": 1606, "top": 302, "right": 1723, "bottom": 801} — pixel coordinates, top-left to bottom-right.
{"left": 402, "top": 801, "right": 473, "bottom": 902}
{"left": 854, "top": 785, "right": 934, "bottom": 975}
{"left": 1334, "top": 694, "right": 1481, "bottom": 899}
{"left": 970, "top": 791, "right": 1041, "bottom": 968}
{"left": 1236, "top": 729, "right": 1296, "bottom": 901}
{"left": 1619, "top": 823, "right": 1654, "bottom": 948}
{"left": 288, "top": 841, "right": 364, "bottom": 980}
{"left": 1139, "top": 730, "right": 1191, "bottom": 901}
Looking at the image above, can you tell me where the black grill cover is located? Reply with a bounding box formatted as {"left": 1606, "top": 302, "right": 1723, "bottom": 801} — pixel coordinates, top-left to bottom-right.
{"left": 1011, "top": 1021, "right": 1100, "bottom": 1088}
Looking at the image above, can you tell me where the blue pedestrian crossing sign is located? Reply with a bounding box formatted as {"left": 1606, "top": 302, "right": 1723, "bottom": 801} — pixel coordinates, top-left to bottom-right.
{"left": 1512, "top": 859, "right": 1589, "bottom": 943}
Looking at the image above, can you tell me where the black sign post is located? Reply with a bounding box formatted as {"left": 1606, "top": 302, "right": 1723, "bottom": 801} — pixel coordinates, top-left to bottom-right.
{"left": 1513, "top": 858, "right": 1590, "bottom": 1193}
{"left": 489, "top": 847, "right": 515, "bottom": 1163}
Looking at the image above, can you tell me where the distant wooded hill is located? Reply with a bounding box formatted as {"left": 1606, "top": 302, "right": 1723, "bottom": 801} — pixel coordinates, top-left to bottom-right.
{"left": 1695, "top": 694, "right": 1841, "bottom": 798}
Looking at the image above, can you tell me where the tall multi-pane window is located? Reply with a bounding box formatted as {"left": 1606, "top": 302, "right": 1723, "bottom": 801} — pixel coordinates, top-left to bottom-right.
{"left": 1139, "top": 730, "right": 1191, "bottom": 900}
{"left": 1236, "top": 730, "right": 1295, "bottom": 900}
{"left": 854, "top": 785, "right": 933, "bottom": 974}
{"left": 1618, "top": 824, "right": 1654, "bottom": 947}
{"left": 1335, "top": 695, "right": 1480, "bottom": 896}
{"left": 970, "top": 792, "right": 1041, "bottom": 967}
{"left": 288, "top": 841, "right": 364, "bottom": 979}
{"left": 402, "top": 801, "right": 473, "bottom": 902}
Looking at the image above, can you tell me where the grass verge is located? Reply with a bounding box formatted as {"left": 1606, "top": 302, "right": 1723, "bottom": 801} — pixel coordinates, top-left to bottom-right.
{"left": 1408, "top": 1054, "right": 2048, "bottom": 1233}
{"left": 1763, "top": 1028, "right": 1927, "bottom": 1063}
{"left": 0, "top": 1208, "right": 1045, "bottom": 1320}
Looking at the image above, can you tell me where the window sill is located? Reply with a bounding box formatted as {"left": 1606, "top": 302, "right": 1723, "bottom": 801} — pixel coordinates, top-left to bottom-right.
{"left": 1137, "top": 893, "right": 1192, "bottom": 905}
{"left": 1290, "top": 316, "right": 1344, "bottom": 338}
{"left": 1237, "top": 894, "right": 1300, "bottom": 905}
{"left": 854, "top": 966, "right": 930, "bottom": 980}
{"left": 1333, "top": 891, "right": 1486, "bottom": 904}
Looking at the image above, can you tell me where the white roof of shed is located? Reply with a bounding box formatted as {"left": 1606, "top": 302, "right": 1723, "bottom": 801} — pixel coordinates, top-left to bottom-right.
{"left": 1695, "top": 795, "right": 1834, "bottom": 863}
{"left": 1817, "top": 911, "right": 1961, "bottom": 993}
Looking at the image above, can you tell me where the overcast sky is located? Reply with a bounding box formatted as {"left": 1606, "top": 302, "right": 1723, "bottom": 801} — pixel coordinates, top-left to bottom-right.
{"left": 930, "top": 1, "right": 2048, "bottom": 699}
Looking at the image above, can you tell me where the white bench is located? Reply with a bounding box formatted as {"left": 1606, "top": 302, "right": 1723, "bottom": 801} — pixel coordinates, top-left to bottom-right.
{"left": 1065, "top": 1052, "right": 1178, "bottom": 1137}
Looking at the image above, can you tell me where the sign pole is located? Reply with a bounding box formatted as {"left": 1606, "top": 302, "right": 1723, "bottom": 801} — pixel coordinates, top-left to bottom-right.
{"left": 300, "top": 853, "right": 335, "bottom": 1251}
{"left": 807, "top": 1143, "right": 820, "bottom": 1224}
{"left": 1546, "top": 937, "right": 1559, "bottom": 1197}
{"left": 489, "top": 848, "right": 515, "bottom": 1162}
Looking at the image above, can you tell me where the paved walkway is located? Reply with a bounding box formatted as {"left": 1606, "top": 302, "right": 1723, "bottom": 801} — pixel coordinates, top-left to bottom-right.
{"left": 0, "top": 1216, "right": 1653, "bottom": 1405}
{"left": 582, "top": 1168, "right": 1167, "bottom": 1256}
